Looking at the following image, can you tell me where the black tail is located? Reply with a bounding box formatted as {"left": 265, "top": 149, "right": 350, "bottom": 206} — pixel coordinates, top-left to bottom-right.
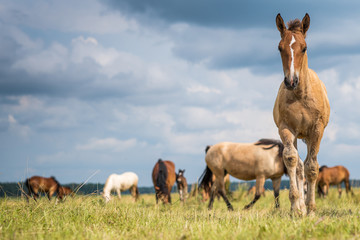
{"left": 156, "top": 159, "right": 169, "bottom": 196}
{"left": 25, "top": 178, "right": 33, "bottom": 195}
{"left": 198, "top": 166, "right": 213, "bottom": 193}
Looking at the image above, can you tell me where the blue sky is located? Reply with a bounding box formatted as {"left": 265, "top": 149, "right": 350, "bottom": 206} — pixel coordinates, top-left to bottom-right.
{"left": 1, "top": 0, "right": 360, "bottom": 186}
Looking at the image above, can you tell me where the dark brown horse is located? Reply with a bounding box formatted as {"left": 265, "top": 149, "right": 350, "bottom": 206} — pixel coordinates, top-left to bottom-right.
{"left": 58, "top": 186, "right": 75, "bottom": 198}
{"left": 25, "top": 176, "right": 64, "bottom": 201}
{"left": 152, "top": 159, "right": 176, "bottom": 204}
{"left": 176, "top": 169, "right": 188, "bottom": 202}
{"left": 317, "top": 165, "right": 353, "bottom": 198}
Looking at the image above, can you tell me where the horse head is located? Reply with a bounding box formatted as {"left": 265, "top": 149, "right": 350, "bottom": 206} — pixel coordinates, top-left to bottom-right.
{"left": 276, "top": 13, "right": 310, "bottom": 90}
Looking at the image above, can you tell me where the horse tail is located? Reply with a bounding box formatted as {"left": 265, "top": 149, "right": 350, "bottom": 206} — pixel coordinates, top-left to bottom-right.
{"left": 156, "top": 159, "right": 169, "bottom": 196}
{"left": 198, "top": 166, "right": 213, "bottom": 193}
{"left": 25, "top": 178, "right": 33, "bottom": 195}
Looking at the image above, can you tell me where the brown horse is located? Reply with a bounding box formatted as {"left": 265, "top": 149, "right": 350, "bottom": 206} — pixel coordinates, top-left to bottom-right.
{"left": 25, "top": 176, "right": 64, "bottom": 201}
{"left": 152, "top": 159, "right": 176, "bottom": 204}
{"left": 274, "top": 13, "right": 330, "bottom": 215}
{"left": 58, "top": 186, "right": 75, "bottom": 198}
{"left": 176, "top": 169, "right": 188, "bottom": 202}
{"left": 317, "top": 165, "right": 353, "bottom": 198}
{"left": 199, "top": 139, "right": 287, "bottom": 210}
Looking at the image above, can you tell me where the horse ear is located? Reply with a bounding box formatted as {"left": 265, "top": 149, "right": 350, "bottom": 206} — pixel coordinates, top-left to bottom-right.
{"left": 276, "top": 13, "right": 286, "bottom": 36}
{"left": 301, "top": 13, "right": 310, "bottom": 37}
{"left": 182, "top": 169, "right": 185, "bottom": 173}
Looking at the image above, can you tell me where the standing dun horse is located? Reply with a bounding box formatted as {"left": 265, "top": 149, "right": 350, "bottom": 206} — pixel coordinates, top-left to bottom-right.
{"left": 317, "top": 165, "right": 353, "bottom": 198}
{"left": 199, "top": 139, "right": 287, "bottom": 210}
{"left": 274, "top": 13, "right": 330, "bottom": 215}
{"left": 176, "top": 169, "right": 188, "bottom": 202}
{"left": 152, "top": 159, "right": 176, "bottom": 204}
{"left": 102, "top": 172, "right": 139, "bottom": 203}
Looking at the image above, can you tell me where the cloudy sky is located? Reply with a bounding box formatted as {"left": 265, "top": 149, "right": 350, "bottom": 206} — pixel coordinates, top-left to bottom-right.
{"left": 1, "top": 0, "right": 360, "bottom": 187}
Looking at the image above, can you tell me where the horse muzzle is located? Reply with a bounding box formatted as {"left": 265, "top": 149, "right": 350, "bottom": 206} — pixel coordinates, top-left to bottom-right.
{"left": 284, "top": 76, "right": 299, "bottom": 90}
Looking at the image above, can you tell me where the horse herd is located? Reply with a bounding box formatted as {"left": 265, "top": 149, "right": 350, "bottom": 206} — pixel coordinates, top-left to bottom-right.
{"left": 24, "top": 148, "right": 353, "bottom": 212}
{"left": 21, "top": 13, "right": 355, "bottom": 215}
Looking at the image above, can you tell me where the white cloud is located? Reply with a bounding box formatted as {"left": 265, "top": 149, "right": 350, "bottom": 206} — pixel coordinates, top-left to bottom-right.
{"left": 12, "top": 42, "right": 68, "bottom": 74}
{"left": 0, "top": 0, "right": 138, "bottom": 34}
{"left": 76, "top": 137, "right": 138, "bottom": 152}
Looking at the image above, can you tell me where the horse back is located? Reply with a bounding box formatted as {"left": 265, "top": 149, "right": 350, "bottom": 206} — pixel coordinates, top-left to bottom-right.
{"left": 206, "top": 142, "right": 284, "bottom": 180}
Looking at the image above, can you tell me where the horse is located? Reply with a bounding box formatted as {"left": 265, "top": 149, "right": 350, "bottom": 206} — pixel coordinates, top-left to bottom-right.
{"left": 102, "top": 172, "right": 139, "bottom": 203}
{"left": 199, "top": 139, "right": 287, "bottom": 210}
{"left": 25, "top": 176, "right": 64, "bottom": 201}
{"left": 200, "top": 172, "right": 231, "bottom": 202}
{"left": 152, "top": 159, "right": 176, "bottom": 204}
{"left": 317, "top": 165, "right": 353, "bottom": 198}
{"left": 247, "top": 185, "right": 265, "bottom": 197}
{"left": 176, "top": 169, "right": 188, "bottom": 202}
{"left": 58, "top": 186, "right": 75, "bottom": 199}
{"left": 274, "top": 13, "right": 330, "bottom": 215}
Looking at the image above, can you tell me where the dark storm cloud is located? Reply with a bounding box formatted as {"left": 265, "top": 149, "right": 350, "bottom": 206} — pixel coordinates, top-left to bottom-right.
{"left": 104, "top": 0, "right": 360, "bottom": 29}
{"left": 103, "top": 0, "right": 360, "bottom": 73}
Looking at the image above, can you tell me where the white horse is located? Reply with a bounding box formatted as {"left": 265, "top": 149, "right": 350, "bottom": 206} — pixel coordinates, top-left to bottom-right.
{"left": 103, "top": 172, "right": 139, "bottom": 203}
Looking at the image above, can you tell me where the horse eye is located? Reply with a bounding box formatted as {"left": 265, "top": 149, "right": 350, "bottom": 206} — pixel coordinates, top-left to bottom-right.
{"left": 302, "top": 46, "right": 307, "bottom": 53}
{"left": 278, "top": 46, "right": 282, "bottom": 52}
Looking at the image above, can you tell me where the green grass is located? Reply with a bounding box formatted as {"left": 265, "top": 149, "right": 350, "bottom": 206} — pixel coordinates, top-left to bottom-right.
{"left": 1, "top": 188, "right": 360, "bottom": 239}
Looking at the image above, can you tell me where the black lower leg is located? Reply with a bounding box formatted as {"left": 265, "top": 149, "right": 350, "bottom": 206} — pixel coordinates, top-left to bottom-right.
{"left": 274, "top": 191, "right": 280, "bottom": 208}
{"left": 208, "top": 191, "right": 215, "bottom": 210}
{"left": 219, "top": 190, "right": 233, "bottom": 211}
{"left": 244, "top": 194, "right": 260, "bottom": 209}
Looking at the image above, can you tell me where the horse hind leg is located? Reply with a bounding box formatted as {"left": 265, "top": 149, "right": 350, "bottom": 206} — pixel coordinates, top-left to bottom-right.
{"left": 272, "top": 177, "right": 281, "bottom": 208}
{"left": 244, "top": 176, "right": 265, "bottom": 209}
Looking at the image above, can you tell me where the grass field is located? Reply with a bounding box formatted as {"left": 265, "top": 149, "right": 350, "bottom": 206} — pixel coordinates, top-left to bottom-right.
{"left": 1, "top": 187, "right": 360, "bottom": 240}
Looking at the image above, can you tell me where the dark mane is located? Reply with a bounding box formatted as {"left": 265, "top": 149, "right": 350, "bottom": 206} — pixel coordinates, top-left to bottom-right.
{"left": 319, "top": 165, "right": 328, "bottom": 172}
{"left": 287, "top": 19, "right": 302, "bottom": 32}
{"left": 255, "top": 139, "right": 284, "bottom": 157}
{"left": 205, "top": 145, "right": 211, "bottom": 154}
{"left": 156, "top": 159, "right": 169, "bottom": 195}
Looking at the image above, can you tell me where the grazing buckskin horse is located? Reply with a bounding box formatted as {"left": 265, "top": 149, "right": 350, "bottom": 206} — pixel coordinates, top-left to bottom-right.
{"left": 152, "top": 159, "right": 176, "bottom": 204}
{"left": 317, "top": 165, "right": 353, "bottom": 198}
{"left": 176, "top": 169, "right": 188, "bottom": 202}
{"left": 199, "top": 139, "right": 287, "bottom": 210}
{"left": 274, "top": 13, "right": 330, "bottom": 215}
{"left": 58, "top": 186, "right": 75, "bottom": 198}
{"left": 200, "top": 145, "right": 231, "bottom": 202}
{"left": 25, "top": 176, "right": 64, "bottom": 201}
{"left": 102, "top": 172, "right": 139, "bottom": 203}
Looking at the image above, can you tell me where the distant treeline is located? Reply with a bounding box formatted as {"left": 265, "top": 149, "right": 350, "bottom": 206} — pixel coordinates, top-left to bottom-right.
{"left": 2, "top": 180, "right": 360, "bottom": 198}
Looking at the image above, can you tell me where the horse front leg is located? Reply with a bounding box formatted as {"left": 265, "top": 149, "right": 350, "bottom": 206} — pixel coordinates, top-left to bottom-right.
{"left": 296, "top": 158, "right": 306, "bottom": 214}
{"left": 279, "top": 128, "right": 303, "bottom": 215}
{"left": 244, "top": 176, "right": 264, "bottom": 209}
{"left": 304, "top": 125, "right": 324, "bottom": 215}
